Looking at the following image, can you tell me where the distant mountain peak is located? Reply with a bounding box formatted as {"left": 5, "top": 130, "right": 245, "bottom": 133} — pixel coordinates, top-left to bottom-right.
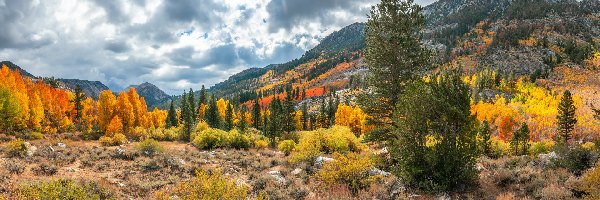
{"left": 128, "top": 82, "right": 170, "bottom": 109}
{"left": 0, "top": 61, "right": 36, "bottom": 78}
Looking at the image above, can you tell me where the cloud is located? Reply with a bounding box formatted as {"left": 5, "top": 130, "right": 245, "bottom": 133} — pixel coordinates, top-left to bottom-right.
{"left": 0, "top": 0, "right": 435, "bottom": 95}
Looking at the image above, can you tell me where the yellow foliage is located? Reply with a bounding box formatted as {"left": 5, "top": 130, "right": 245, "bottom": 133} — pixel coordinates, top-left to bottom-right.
{"left": 291, "top": 126, "right": 366, "bottom": 163}
{"left": 529, "top": 139, "right": 556, "bottom": 155}
{"left": 490, "top": 136, "right": 511, "bottom": 158}
{"left": 334, "top": 104, "right": 369, "bottom": 136}
{"left": 316, "top": 152, "right": 381, "bottom": 194}
{"left": 155, "top": 170, "right": 249, "bottom": 200}
{"left": 425, "top": 134, "right": 441, "bottom": 148}
{"left": 105, "top": 116, "right": 123, "bottom": 137}
{"left": 277, "top": 140, "right": 296, "bottom": 156}
{"left": 254, "top": 140, "right": 269, "bottom": 149}
{"left": 581, "top": 142, "right": 597, "bottom": 151}
{"left": 578, "top": 161, "right": 600, "bottom": 199}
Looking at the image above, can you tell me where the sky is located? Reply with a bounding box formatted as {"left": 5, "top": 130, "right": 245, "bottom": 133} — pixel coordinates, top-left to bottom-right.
{"left": 0, "top": 0, "right": 436, "bottom": 95}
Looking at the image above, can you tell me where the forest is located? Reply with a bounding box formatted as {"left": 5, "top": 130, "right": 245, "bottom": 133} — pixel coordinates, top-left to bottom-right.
{"left": 0, "top": 0, "right": 599, "bottom": 199}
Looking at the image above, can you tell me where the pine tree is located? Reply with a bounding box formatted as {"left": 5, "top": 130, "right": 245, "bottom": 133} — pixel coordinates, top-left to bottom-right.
{"left": 224, "top": 102, "right": 234, "bottom": 131}
{"left": 166, "top": 100, "right": 178, "bottom": 128}
{"left": 282, "top": 91, "right": 296, "bottom": 134}
{"left": 180, "top": 91, "right": 194, "bottom": 141}
{"left": 511, "top": 122, "right": 530, "bottom": 156}
{"left": 238, "top": 105, "right": 248, "bottom": 132}
{"left": 188, "top": 88, "right": 195, "bottom": 122}
{"left": 301, "top": 103, "right": 308, "bottom": 131}
{"left": 479, "top": 120, "right": 492, "bottom": 156}
{"left": 252, "top": 99, "right": 261, "bottom": 129}
{"left": 557, "top": 90, "right": 577, "bottom": 145}
{"left": 72, "top": 85, "right": 86, "bottom": 122}
{"left": 205, "top": 95, "right": 221, "bottom": 129}
{"left": 359, "top": 0, "right": 430, "bottom": 131}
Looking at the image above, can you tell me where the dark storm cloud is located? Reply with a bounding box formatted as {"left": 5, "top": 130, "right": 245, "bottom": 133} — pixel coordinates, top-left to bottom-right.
{"left": 266, "top": 0, "right": 375, "bottom": 32}
{"left": 104, "top": 41, "right": 131, "bottom": 53}
{"left": 0, "top": 0, "right": 56, "bottom": 49}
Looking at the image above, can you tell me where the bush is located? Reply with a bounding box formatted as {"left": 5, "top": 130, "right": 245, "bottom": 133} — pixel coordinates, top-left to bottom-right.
{"left": 316, "top": 152, "right": 380, "bottom": 195}
{"left": 529, "top": 139, "right": 556, "bottom": 156}
{"left": 24, "top": 132, "right": 44, "bottom": 140}
{"left": 581, "top": 142, "right": 597, "bottom": 152}
{"left": 229, "top": 130, "right": 251, "bottom": 150}
{"left": 112, "top": 133, "right": 127, "bottom": 145}
{"left": 578, "top": 161, "right": 600, "bottom": 199}
{"left": 98, "top": 136, "right": 112, "bottom": 146}
{"left": 490, "top": 137, "right": 511, "bottom": 158}
{"left": 16, "top": 179, "right": 111, "bottom": 199}
{"left": 135, "top": 138, "right": 164, "bottom": 157}
{"left": 556, "top": 146, "right": 598, "bottom": 176}
{"left": 33, "top": 164, "right": 58, "bottom": 176}
{"left": 322, "top": 126, "right": 366, "bottom": 153}
{"left": 291, "top": 126, "right": 366, "bottom": 163}
{"left": 155, "top": 170, "right": 249, "bottom": 200}
{"left": 254, "top": 139, "right": 269, "bottom": 149}
{"left": 192, "top": 128, "right": 228, "bottom": 150}
{"left": 278, "top": 140, "right": 296, "bottom": 156}
{"left": 5, "top": 139, "right": 27, "bottom": 157}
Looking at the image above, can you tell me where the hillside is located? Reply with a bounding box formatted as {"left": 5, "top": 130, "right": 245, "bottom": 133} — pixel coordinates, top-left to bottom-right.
{"left": 126, "top": 82, "right": 171, "bottom": 109}
{"left": 57, "top": 79, "right": 110, "bottom": 100}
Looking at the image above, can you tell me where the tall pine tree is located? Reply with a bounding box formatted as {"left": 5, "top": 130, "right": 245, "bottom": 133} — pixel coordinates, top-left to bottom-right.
{"left": 511, "top": 122, "right": 530, "bottom": 156}
{"left": 180, "top": 91, "right": 194, "bottom": 141}
{"left": 359, "top": 0, "right": 430, "bottom": 134}
{"left": 238, "top": 105, "right": 248, "bottom": 132}
{"left": 205, "top": 95, "right": 221, "bottom": 129}
{"left": 301, "top": 103, "right": 308, "bottom": 131}
{"left": 252, "top": 98, "right": 261, "bottom": 129}
{"left": 72, "top": 85, "right": 86, "bottom": 122}
{"left": 225, "top": 102, "right": 234, "bottom": 131}
{"left": 166, "top": 100, "right": 178, "bottom": 128}
{"left": 188, "top": 88, "right": 195, "bottom": 122}
{"left": 557, "top": 90, "right": 577, "bottom": 145}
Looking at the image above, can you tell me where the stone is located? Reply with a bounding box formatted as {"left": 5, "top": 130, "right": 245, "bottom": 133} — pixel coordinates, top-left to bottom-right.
{"left": 24, "top": 142, "right": 37, "bottom": 157}
{"left": 57, "top": 143, "right": 66, "bottom": 148}
{"left": 291, "top": 168, "right": 303, "bottom": 175}
{"left": 267, "top": 170, "right": 286, "bottom": 185}
{"left": 314, "top": 156, "right": 334, "bottom": 166}
{"left": 368, "top": 168, "right": 391, "bottom": 177}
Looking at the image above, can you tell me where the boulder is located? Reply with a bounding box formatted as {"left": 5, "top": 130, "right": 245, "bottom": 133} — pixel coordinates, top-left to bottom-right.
{"left": 314, "top": 156, "right": 334, "bottom": 166}
{"left": 267, "top": 170, "right": 286, "bottom": 185}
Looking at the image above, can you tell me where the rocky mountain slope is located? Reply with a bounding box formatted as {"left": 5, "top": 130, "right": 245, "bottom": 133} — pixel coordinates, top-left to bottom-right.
{"left": 126, "top": 82, "right": 171, "bottom": 109}
{"left": 209, "top": 0, "right": 598, "bottom": 107}
{"left": 57, "top": 79, "right": 110, "bottom": 99}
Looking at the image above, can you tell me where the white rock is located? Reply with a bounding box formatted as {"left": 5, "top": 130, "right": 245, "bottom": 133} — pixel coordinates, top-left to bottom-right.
{"left": 291, "top": 168, "right": 303, "bottom": 175}
{"left": 24, "top": 142, "right": 37, "bottom": 157}
{"left": 314, "top": 156, "right": 334, "bottom": 166}
{"left": 268, "top": 170, "right": 286, "bottom": 185}
{"left": 369, "top": 168, "right": 391, "bottom": 177}
{"left": 57, "top": 143, "right": 66, "bottom": 148}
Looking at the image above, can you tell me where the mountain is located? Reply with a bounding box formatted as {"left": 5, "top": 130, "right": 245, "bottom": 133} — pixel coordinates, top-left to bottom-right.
{"left": 57, "top": 79, "right": 110, "bottom": 99}
{"left": 0, "top": 61, "right": 111, "bottom": 99}
{"left": 126, "top": 82, "right": 170, "bottom": 109}
{"left": 209, "top": 22, "right": 367, "bottom": 101}
{"left": 0, "top": 61, "right": 36, "bottom": 78}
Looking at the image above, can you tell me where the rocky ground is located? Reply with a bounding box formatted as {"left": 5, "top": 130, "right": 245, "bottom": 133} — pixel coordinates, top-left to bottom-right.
{"left": 0, "top": 138, "right": 596, "bottom": 199}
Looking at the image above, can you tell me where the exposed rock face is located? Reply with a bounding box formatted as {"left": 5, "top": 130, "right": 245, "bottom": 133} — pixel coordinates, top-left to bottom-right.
{"left": 127, "top": 82, "right": 170, "bottom": 109}
{"left": 57, "top": 78, "right": 110, "bottom": 99}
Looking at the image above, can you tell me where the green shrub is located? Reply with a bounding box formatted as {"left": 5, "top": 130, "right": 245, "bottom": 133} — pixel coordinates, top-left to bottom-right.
{"left": 155, "top": 170, "right": 249, "bottom": 200}
{"left": 529, "top": 139, "right": 556, "bottom": 155}
{"left": 112, "top": 133, "right": 127, "bottom": 146}
{"left": 228, "top": 130, "right": 251, "bottom": 150}
{"left": 555, "top": 146, "right": 598, "bottom": 176}
{"left": 135, "top": 138, "right": 164, "bottom": 157}
{"left": 24, "top": 132, "right": 44, "bottom": 140}
{"left": 291, "top": 126, "right": 366, "bottom": 163}
{"left": 192, "top": 128, "right": 228, "bottom": 150}
{"left": 98, "top": 136, "right": 112, "bottom": 146}
{"left": 16, "top": 179, "right": 111, "bottom": 199}
{"left": 5, "top": 139, "right": 27, "bottom": 157}
{"left": 278, "top": 140, "right": 296, "bottom": 156}
{"left": 316, "top": 152, "right": 381, "bottom": 195}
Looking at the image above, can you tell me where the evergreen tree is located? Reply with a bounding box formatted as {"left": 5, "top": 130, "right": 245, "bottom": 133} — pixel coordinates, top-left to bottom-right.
{"left": 267, "top": 98, "right": 284, "bottom": 146}
{"left": 593, "top": 106, "right": 600, "bottom": 121}
{"left": 238, "top": 105, "right": 248, "bottom": 132}
{"left": 557, "top": 90, "right": 577, "bottom": 145}
{"left": 188, "top": 88, "right": 195, "bottom": 121}
{"left": 252, "top": 99, "right": 261, "bottom": 129}
{"left": 166, "top": 100, "right": 178, "bottom": 128}
{"left": 359, "top": 0, "right": 430, "bottom": 135}
{"left": 197, "top": 85, "right": 207, "bottom": 119}
{"left": 319, "top": 97, "right": 328, "bottom": 128}
{"left": 511, "top": 122, "right": 530, "bottom": 156}
{"left": 301, "top": 103, "right": 308, "bottom": 131}
{"left": 302, "top": 88, "right": 306, "bottom": 100}
{"left": 225, "top": 102, "right": 234, "bottom": 131}
{"left": 180, "top": 91, "right": 194, "bottom": 141}
{"left": 282, "top": 91, "right": 296, "bottom": 134}
{"left": 391, "top": 68, "right": 478, "bottom": 192}
{"left": 479, "top": 120, "right": 492, "bottom": 156}
{"left": 205, "top": 95, "right": 221, "bottom": 129}
{"left": 72, "top": 85, "right": 86, "bottom": 121}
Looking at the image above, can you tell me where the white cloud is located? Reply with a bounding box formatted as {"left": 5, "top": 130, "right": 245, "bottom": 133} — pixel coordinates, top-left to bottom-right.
{"left": 0, "top": 0, "right": 436, "bottom": 95}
